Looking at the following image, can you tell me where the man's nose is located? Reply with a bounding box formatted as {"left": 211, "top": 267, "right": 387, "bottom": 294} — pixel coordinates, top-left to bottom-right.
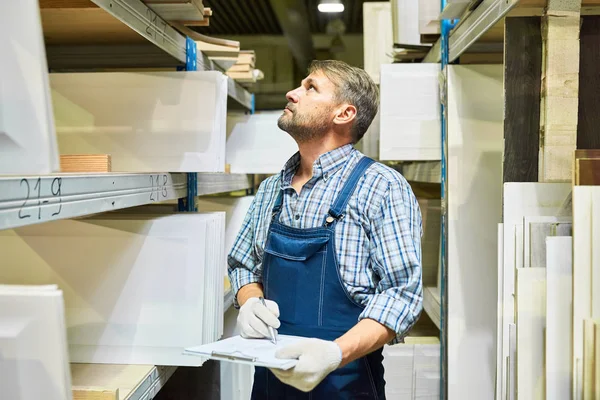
{"left": 285, "top": 87, "right": 301, "bottom": 103}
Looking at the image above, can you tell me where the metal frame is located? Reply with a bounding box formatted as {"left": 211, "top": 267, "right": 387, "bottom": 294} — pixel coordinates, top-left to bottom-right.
{"left": 0, "top": 173, "right": 187, "bottom": 231}
{"left": 424, "top": 0, "right": 519, "bottom": 63}
{"left": 90, "top": 0, "right": 253, "bottom": 110}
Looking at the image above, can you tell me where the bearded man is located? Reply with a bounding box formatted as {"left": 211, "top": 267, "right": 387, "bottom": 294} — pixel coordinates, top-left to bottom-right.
{"left": 227, "top": 60, "right": 423, "bottom": 399}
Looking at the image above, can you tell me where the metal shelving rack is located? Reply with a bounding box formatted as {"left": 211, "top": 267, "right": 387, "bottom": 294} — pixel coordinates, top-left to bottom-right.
{"left": 424, "top": 0, "right": 519, "bottom": 63}
{"left": 1, "top": 1, "right": 255, "bottom": 398}
{"left": 90, "top": 0, "right": 254, "bottom": 111}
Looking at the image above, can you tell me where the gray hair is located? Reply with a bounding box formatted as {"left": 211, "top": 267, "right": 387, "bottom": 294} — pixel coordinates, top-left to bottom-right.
{"left": 308, "top": 60, "right": 379, "bottom": 143}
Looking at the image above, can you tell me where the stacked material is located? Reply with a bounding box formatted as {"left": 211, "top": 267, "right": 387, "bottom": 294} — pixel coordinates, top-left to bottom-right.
{"left": 0, "top": 213, "right": 226, "bottom": 366}
{"left": 142, "top": 0, "right": 210, "bottom": 26}
{"left": 379, "top": 64, "right": 441, "bottom": 161}
{"left": 226, "top": 51, "right": 264, "bottom": 86}
{"left": 382, "top": 338, "right": 440, "bottom": 399}
{"left": 0, "top": 284, "right": 72, "bottom": 400}
{"left": 50, "top": 71, "right": 228, "bottom": 173}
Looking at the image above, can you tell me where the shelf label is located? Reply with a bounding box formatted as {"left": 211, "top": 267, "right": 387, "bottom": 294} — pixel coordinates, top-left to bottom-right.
{"left": 149, "top": 174, "right": 169, "bottom": 202}
{"left": 18, "top": 177, "right": 63, "bottom": 220}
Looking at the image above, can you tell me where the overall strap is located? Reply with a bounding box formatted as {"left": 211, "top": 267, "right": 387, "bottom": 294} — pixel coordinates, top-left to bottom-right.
{"left": 325, "top": 156, "right": 375, "bottom": 226}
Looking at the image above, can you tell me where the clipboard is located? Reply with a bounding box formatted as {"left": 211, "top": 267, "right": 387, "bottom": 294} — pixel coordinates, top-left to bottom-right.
{"left": 183, "top": 334, "right": 304, "bottom": 370}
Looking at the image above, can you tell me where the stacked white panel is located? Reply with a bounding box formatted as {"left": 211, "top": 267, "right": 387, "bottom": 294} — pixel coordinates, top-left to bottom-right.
{"left": 0, "top": 0, "right": 59, "bottom": 175}
{"left": 0, "top": 213, "right": 225, "bottom": 366}
{"left": 50, "top": 71, "right": 228, "bottom": 173}
{"left": 390, "top": 0, "right": 420, "bottom": 46}
{"left": 363, "top": 2, "right": 394, "bottom": 84}
{"left": 0, "top": 284, "right": 71, "bottom": 400}
{"left": 382, "top": 342, "right": 440, "bottom": 399}
{"left": 379, "top": 64, "right": 441, "bottom": 161}
{"left": 226, "top": 111, "right": 297, "bottom": 174}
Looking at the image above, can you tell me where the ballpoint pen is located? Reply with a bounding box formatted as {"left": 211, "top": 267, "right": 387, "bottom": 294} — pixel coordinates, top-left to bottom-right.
{"left": 259, "top": 296, "right": 277, "bottom": 345}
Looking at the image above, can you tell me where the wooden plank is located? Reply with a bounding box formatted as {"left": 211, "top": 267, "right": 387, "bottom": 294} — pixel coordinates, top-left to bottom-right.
{"left": 60, "top": 154, "right": 112, "bottom": 173}
{"left": 584, "top": 319, "right": 596, "bottom": 399}
{"left": 72, "top": 387, "right": 119, "bottom": 400}
{"left": 578, "top": 16, "right": 600, "bottom": 150}
{"left": 516, "top": 267, "right": 547, "bottom": 400}
{"left": 578, "top": 159, "right": 600, "bottom": 185}
{"left": 546, "top": 236, "right": 573, "bottom": 400}
{"left": 39, "top": 0, "right": 97, "bottom": 8}
{"left": 538, "top": 1, "right": 581, "bottom": 182}
{"left": 143, "top": 0, "right": 204, "bottom": 21}
{"left": 503, "top": 17, "right": 542, "bottom": 182}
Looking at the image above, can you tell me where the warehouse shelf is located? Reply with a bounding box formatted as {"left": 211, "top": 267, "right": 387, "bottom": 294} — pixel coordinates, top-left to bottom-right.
{"left": 71, "top": 363, "right": 177, "bottom": 400}
{"left": 41, "top": 0, "right": 253, "bottom": 110}
{"left": 197, "top": 173, "right": 252, "bottom": 196}
{"left": 423, "top": 286, "right": 441, "bottom": 330}
{"left": 0, "top": 172, "right": 252, "bottom": 230}
{"left": 423, "top": 0, "right": 519, "bottom": 63}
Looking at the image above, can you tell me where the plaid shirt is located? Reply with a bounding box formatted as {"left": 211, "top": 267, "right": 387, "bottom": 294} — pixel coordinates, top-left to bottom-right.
{"left": 227, "top": 144, "right": 423, "bottom": 344}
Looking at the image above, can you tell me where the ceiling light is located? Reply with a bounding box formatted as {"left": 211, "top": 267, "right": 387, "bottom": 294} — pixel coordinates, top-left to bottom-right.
{"left": 318, "top": 0, "right": 344, "bottom": 13}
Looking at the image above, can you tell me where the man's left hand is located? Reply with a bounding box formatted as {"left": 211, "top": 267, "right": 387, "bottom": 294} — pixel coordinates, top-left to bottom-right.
{"left": 269, "top": 338, "right": 342, "bottom": 392}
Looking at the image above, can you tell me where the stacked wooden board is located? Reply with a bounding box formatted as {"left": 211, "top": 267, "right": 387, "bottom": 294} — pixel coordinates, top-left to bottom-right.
{"left": 0, "top": 213, "right": 226, "bottom": 366}
{"left": 50, "top": 71, "right": 228, "bottom": 173}
{"left": 60, "top": 154, "right": 112, "bottom": 173}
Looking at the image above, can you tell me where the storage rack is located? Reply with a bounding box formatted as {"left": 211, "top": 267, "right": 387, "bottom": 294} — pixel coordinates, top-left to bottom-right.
{"left": 2, "top": 1, "right": 254, "bottom": 398}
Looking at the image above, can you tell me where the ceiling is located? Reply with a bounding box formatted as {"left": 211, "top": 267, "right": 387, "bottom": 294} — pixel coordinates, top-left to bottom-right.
{"left": 198, "top": 0, "right": 381, "bottom": 35}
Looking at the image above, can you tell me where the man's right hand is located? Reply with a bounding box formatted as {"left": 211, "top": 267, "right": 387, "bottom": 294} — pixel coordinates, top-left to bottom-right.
{"left": 237, "top": 297, "right": 281, "bottom": 339}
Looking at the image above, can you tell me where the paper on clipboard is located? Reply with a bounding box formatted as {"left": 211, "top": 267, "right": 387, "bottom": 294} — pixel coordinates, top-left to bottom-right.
{"left": 184, "top": 334, "right": 305, "bottom": 370}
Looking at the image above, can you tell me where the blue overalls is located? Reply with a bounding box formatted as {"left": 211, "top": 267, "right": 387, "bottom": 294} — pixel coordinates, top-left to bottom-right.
{"left": 250, "top": 156, "right": 386, "bottom": 399}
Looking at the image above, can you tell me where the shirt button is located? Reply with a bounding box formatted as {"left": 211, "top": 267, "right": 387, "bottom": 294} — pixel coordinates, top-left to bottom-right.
{"left": 295, "top": 214, "right": 300, "bottom": 220}
{"left": 324, "top": 173, "right": 329, "bottom": 179}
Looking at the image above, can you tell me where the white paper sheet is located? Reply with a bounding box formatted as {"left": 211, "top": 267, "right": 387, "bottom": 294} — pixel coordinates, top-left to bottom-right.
{"left": 185, "top": 334, "right": 305, "bottom": 370}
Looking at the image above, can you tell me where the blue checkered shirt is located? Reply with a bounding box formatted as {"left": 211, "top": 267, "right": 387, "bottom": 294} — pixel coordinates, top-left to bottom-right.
{"left": 227, "top": 144, "right": 423, "bottom": 344}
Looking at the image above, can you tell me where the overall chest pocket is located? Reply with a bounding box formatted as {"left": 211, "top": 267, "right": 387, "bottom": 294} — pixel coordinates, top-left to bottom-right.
{"left": 263, "top": 231, "right": 330, "bottom": 326}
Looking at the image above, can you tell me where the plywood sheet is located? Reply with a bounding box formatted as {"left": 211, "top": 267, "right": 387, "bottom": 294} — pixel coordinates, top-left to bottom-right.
{"left": 51, "top": 71, "right": 227, "bottom": 173}
{"left": 546, "top": 236, "right": 573, "bottom": 400}
{"left": 379, "top": 64, "right": 441, "bottom": 161}
{"left": 363, "top": 2, "right": 393, "bottom": 83}
{"left": 578, "top": 16, "right": 600, "bottom": 150}
{"left": 0, "top": 0, "right": 60, "bottom": 174}
{"left": 447, "top": 65, "right": 504, "bottom": 400}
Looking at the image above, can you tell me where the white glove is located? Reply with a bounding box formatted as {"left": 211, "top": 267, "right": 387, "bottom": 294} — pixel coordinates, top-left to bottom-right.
{"left": 237, "top": 297, "right": 280, "bottom": 339}
{"left": 270, "top": 338, "right": 342, "bottom": 392}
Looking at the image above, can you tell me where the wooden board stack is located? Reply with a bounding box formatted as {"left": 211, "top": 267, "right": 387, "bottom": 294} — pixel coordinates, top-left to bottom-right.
{"left": 0, "top": 213, "right": 226, "bottom": 366}
{"left": 60, "top": 154, "right": 112, "bottom": 173}
{"left": 143, "top": 0, "right": 211, "bottom": 26}
{"left": 50, "top": 71, "right": 228, "bottom": 173}
{"left": 574, "top": 149, "right": 600, "bottom": 185}
{"left": 0, "top": 284, "right": 72, "bottom": 400}
{"left": 226, "top": 51, "right": 264, "bottom": 86}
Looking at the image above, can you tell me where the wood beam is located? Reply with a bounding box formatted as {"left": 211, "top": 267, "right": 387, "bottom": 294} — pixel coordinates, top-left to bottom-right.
{"left": 578, "top": 16, "right": 600, "bottom": 149}
{"left": 538, "top": 0, "right": 581, "bottom": 182}
{"left": 503, "top": 17, "right": 543, "bottom": 182}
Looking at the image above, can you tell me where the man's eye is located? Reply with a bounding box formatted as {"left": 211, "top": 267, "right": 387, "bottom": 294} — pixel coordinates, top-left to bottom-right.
{"left": 308, "top": 85, "right": 315, "bottom": 91}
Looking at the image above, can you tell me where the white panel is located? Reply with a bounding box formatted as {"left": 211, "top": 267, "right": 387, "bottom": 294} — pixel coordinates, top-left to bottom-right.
{"left": 226, "top": 111, "right": 297, "bottom": 174}
{"left": 546, "top": 236, "right": 573, "bottom": 400}
{"left": 447, "top": 65, "right": 503, "bottom": 400}
{"left": 0, "top": 213, "right": 225, "bottom": 365}
{"left": 419, "top": 0, "right": 441, "bottom": 35}
{"left": 0, "top": 0, "right": 59, "bottom": 175}
{"left": 508, "top": 323, "right": 516, "bottom": 400}
{"left": 522, "top": 216, "right": 571, "bottom": 269}
{"left": 496, "top": 223, "right": 504, "bottom": 400}
{"left": 51, "top": 71, "right": 228, "bottom": 173}
{"left": 363, "top": 2, "right": 393, "bottom": 84}
{"left": 391, "top": 0, "right": 420, "bottom": 45}
{"left": 382, "top": 344, "right": 416, "bottom": 398}
{"left": 380, "top": 64, "right": 441, "bottom": 161}
{"left": 573, "top": 186, "right": 600, "bottom": 400}
{"left": 0, "top": 285, "right": 71, "bottom": 400}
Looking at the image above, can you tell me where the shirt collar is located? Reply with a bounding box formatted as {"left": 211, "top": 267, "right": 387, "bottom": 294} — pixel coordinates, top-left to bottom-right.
{"left": 280, "top": 144, "right": 355, "bottom": 187}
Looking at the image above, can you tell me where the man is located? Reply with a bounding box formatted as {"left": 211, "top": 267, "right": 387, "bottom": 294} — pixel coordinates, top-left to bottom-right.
{"left": 227, "top": 60, "right": 423, "bottom": 399}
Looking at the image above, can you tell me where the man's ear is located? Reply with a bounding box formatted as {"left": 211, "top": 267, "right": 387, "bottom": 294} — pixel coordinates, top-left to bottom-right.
{"left": 332, "top": 104, "right": 357, "bottom": 127}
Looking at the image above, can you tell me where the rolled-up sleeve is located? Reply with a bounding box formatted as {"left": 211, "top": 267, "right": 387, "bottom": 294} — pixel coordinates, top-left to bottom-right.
{"left": 359, "top": 180, "right": 423, "bottom": 344}
{"left": 227, "top": 195, "right": 262, "bottom": 308}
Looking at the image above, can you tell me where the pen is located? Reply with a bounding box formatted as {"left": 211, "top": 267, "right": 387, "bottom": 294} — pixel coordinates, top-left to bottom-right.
{"left": 259, "top": 296, "right": 277, "bottom": 345}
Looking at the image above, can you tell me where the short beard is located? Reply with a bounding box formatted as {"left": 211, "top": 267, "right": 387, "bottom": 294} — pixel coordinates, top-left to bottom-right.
{"left": 277, "top": 110, "right": 330, "bottom": 144}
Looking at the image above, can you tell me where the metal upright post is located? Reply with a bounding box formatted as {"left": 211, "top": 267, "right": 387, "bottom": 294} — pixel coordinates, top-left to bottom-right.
{"left": 178, "top": 37, "right": 199, "bottom": 212}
